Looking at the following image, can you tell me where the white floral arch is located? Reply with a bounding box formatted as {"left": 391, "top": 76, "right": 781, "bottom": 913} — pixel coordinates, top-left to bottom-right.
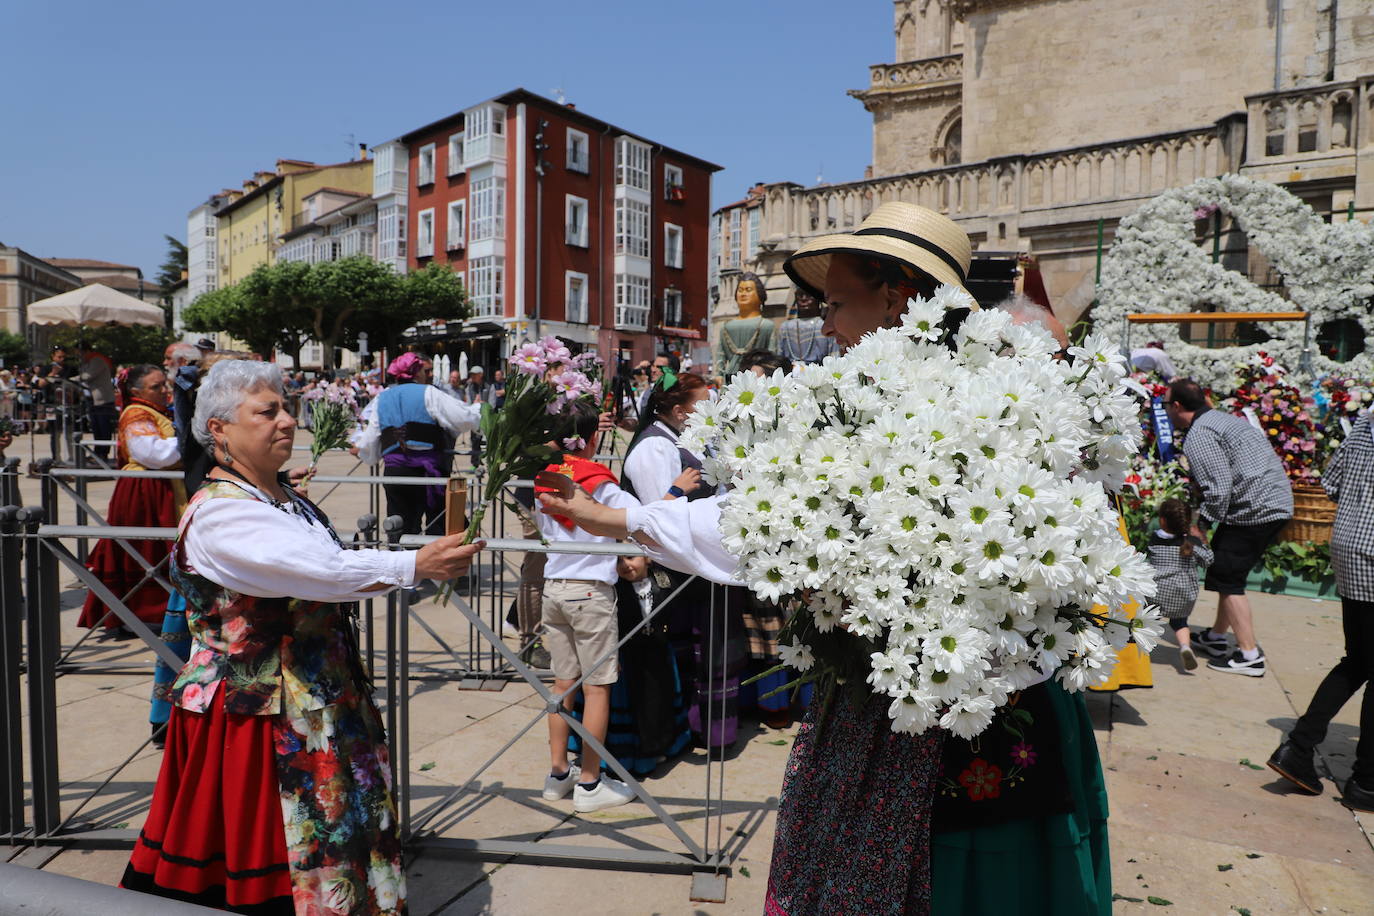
{"left": 1097, "top": 174, "right": 1374, "bottom": 391}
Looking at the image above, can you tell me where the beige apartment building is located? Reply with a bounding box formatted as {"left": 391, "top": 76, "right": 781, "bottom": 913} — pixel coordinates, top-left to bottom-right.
{"left": 714, "top": 0, "right": 1374, "bottom": 337}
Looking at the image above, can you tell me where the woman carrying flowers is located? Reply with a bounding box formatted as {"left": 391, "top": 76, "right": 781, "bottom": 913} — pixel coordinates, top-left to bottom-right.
{"left": 538, "top": 203, "right": 1154, "bottom": 915}
{"left": 121, "top": 361, "right": 482, "bottom": 914}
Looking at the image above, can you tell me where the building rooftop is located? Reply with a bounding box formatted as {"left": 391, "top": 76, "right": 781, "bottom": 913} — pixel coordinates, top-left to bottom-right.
{"left": 387, "top": 88, "right": 723, "bottom": 173}
{"left": 215, "top": 159, "right": 371, "bottom": 218}
{"left": 43, "top": 257, "right": 140, "bottom": 271}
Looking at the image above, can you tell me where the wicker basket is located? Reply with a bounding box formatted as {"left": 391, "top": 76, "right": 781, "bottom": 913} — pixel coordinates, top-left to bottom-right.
{"left": 1280, "top": 483, "right": 1335, "bottom": 544}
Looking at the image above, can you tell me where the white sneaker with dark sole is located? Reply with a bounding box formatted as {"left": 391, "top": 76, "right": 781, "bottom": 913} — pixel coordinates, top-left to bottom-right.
{"left": 573, "top": 776, "right": 635, "bottom": 813}
{"left": 1207, "top": 648, "right": 1266, "bottom": 677}
{"left": 1179, "top": 646, "right": 1198, "bottom": 671}
{"left": 542, "top": 764, "right": 581, "bottom": 801}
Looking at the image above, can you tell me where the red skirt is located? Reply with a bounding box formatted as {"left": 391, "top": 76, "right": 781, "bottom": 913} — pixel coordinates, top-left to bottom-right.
{"left": 121, "top": 700, "right": 294, "bottom": 914}
{"left": 79, "top": 477, "right": 179, "bottom": 628}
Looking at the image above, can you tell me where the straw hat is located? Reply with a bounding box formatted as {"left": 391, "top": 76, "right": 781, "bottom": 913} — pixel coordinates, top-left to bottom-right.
{"left": 783, "top": 202, "right": 972, "bottom": 302}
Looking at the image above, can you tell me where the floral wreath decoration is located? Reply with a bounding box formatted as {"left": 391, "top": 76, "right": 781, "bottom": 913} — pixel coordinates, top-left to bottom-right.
{"left": 1097, "top": 174, "right": 1374, "bottom": 392}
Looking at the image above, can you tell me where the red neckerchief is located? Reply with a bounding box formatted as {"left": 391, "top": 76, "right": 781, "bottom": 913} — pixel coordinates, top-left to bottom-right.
{"left": 535, "top": 455, "right": 618, "bottom": 530}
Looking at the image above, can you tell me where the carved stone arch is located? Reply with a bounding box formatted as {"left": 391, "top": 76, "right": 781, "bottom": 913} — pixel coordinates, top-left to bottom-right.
{"left": 933, "top": 105, "right": 963, "bottom": 166}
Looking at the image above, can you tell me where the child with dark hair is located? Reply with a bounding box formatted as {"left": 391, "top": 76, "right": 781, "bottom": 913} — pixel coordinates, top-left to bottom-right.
{"left": 1148, "top": 497, "right": 1215, "bottom": 671}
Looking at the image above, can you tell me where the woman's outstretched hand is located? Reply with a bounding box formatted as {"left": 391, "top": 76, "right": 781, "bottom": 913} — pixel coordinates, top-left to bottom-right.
{"left": 534, "top": 470, "right": 632, "bottom": 539}
{"left": 414, "top": 535, "right": 485, "bottom": 581}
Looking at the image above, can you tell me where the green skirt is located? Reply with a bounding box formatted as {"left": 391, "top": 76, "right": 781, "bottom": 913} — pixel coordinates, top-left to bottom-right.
{"left": 931, "top": 680, "right": 1111, "bottom": 915}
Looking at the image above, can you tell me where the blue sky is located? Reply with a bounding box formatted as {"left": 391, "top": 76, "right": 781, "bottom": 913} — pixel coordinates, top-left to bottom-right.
{"left": 1, "top": 0, "right": 889, "bottom": 278}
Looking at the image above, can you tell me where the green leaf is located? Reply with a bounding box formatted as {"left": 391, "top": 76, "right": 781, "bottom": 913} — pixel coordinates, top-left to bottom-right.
{"left": 739, "top": 866, "right": 751, "bottom": 878}
{"left": 419, "top": 761, "right": 436, "bottom": 772}
{"left": 1147, "top": 897, "right": 1173, "bottom": 906}
{"left": 767, "top": 739, "right": 788, "bottom": 746}
{"left": 1217, "top": 863, "right": 1233, "bottom": 872}
{"left": 1232, "top": 908, "right": 1252, "bottom": 916}
{"left": 1244, "top": 853, "right": 1262, "bottom": 859}
{"left": 1112, "top": 894, "right": 1144, "bottom": 903}
{"left": 1147, "top": 755, "right": 1158, "bottom": 760}
{"left": 1238, "top": 758, "right": 1263, "bottom": 770}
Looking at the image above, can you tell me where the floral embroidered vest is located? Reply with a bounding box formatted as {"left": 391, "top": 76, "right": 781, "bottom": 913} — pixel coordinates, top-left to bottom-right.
{"left": 170, "top": 481, "right": 364, "bottom": 717}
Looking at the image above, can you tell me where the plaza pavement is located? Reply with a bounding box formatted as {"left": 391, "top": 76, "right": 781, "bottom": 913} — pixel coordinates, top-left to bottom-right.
{"left": 2, "top": 430, "right": 1371, "bottom": 915}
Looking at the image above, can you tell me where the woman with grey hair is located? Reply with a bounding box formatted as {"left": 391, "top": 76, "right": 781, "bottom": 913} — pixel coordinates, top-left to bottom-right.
{"left": 122, "top": 360, "right": 482, "bottom": 915}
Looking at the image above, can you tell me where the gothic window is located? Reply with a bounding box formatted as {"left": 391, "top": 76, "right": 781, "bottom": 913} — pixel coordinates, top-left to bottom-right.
{"left": 1264, "top": 105, "right": 1285, "bottom": 157}
{"left": 1297, "top": 100, "right": 1319, "bottom": 153}
{"left": 942, "top": 117, "right": 962, "bottom": 166}
{"left": 1331, "top": 97, "right": 1353, "bottom": 149}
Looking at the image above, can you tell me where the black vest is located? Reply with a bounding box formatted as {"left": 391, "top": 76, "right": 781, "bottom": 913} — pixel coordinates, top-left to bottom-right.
{"left": 622, "top": 423, "right": 710, "bottom": 501}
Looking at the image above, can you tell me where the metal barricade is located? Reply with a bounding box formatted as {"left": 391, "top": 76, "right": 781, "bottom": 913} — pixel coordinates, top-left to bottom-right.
{"left": 2, "top": 433, "right": 754, "bottom": 898}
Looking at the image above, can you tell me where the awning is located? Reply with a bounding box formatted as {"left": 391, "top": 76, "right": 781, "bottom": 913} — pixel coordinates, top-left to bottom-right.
{"left": 657, "top": 325, "right": 702, "bottom": 340}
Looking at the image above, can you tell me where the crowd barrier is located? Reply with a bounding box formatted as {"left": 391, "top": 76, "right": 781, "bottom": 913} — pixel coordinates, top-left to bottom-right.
{"left": 0, "top": 451, "right": 755, "bottom": 902}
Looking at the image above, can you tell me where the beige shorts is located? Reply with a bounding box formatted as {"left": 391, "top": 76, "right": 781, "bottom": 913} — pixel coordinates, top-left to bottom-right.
{"left": 541, "top": 579, "right": 620, "bottom": 686}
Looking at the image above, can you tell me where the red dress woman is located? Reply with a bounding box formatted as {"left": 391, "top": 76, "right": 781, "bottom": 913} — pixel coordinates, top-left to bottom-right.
{"left": 79, "top": 365, "right": 185, "bottom": 633}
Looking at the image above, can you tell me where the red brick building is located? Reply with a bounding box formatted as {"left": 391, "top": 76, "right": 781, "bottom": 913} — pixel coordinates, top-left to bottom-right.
{"left": 374, "top": 89, "right": 721, "bottom": 369}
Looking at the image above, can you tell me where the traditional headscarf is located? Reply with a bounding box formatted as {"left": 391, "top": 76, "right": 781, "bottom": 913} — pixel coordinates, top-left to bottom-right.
{"left": 387, "top": 352, "right": 426, "bottom": 381}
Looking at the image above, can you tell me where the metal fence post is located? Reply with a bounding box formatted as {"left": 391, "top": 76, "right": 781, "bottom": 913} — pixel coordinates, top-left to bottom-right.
{"left": 33, "top": 459, "right": 55, "bottom": 525}
{"left": 22, "top": 505, "right": 60, "bottom": 835}
{"left": 73, "top": 434, "right": 89, "bottom": 564}
{"left": 0, "top": 506, "right": 24, "bottom": 838}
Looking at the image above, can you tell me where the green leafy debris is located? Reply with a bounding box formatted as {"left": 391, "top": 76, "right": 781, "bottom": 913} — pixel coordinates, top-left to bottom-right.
{"left": 1232, "top": 908, "right": 1252, "bottom": 916}
{"left": 1245, "top": 853, "right": 1263, "bottom": 859}
{"left": 1238, "top": 758, "right": 1264, "bottom": 770}
{"left": 419, "top": 761, "right": 436, "bottom": 772}
{"left": 1111, "top": 894, "right": 1144, "bottom": 903}
{"left": 1217, "top": 863, "right": 1234, "bottom": 872}
{"left": 739, "top": 866, "right": 751, "bottom": 878}
{"left": 767, "top": 739, "right": 788, "bottom": 746}
{"left": 1147, "top": 897, "right": 1173, "bottom": 906}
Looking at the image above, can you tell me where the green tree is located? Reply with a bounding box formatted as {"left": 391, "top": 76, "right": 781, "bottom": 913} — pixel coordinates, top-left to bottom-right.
{"left": 0, "top": 330, "right": 30, "bottom": 368}
{"left": 183, "top": 283, "right": 303, "bottom": 362}
{"left": 48, "top": 325, "right": 172, "bottom": 367}
{"left": 184, "top": 257, "right": 469, "bottom": 369}
{"left": 157, "top": 235, "right": 188, "bottom": 314}
{"left": 342, "top": 260, "right": 469, "bottom": 359}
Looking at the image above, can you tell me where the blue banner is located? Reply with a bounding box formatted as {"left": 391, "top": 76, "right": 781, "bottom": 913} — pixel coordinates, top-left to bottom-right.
{"left": 1150, "top": 396, "right": 1175, "bottom": 462}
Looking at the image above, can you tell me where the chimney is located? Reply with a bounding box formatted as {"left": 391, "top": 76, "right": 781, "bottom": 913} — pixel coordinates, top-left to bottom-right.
{"left": 358, "top": 143, "right": 369, "bottom": 160}
{"left": 565, "top": 102, "right": 576, "bottom": 110}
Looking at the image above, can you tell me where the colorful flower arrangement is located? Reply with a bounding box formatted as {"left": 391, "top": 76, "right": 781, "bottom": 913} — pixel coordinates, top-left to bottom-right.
{"left": 1219, "top": 352, "right": 1324, "bottom": 485}
{"left": 1099, "top": 174, "right": 1374, "bottom": 391}
{"left": 464, "top": 336, "right": 603, "bottom": 543}
{"left": 682, "top": 286, "right": 1161, "bottom": 738}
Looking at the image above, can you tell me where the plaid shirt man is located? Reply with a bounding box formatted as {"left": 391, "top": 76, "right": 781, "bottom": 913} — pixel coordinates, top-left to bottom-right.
{"left": 1324, "top": 414, "right": 1374, "bottom": 601}
{"left": 1181, "top": 407, "right": 1293, "bottom": 527}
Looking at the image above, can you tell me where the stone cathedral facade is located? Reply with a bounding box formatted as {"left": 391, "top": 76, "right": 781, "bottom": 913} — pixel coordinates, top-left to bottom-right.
{"left": 712, "top": 0, "right": 1374, "bottom": 334}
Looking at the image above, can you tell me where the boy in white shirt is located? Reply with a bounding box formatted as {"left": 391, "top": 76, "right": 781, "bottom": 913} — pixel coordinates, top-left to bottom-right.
{"left": 536, "top": 401, "right": 697, "bottom": 812}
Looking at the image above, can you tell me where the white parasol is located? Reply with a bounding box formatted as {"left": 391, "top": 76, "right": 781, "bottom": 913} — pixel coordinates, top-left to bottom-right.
{"left": 27, "top": 284, "right": 166, "bottom": 328}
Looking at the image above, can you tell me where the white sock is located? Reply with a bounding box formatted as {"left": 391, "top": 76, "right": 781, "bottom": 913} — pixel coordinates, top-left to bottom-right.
{"left": 1241, "top": 647, "right": 1260, "bottom": 661}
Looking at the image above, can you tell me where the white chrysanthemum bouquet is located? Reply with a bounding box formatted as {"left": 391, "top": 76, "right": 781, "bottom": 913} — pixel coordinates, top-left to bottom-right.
{"left": 680, "top": 285, "right": 1163, "bottom": 738}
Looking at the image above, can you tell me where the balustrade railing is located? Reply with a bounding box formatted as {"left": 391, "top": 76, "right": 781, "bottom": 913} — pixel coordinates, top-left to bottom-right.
{"left": 1245, "top": 78, "right": 1370, "bottom": 163}
{"left": 761, "top": 121, "right": 1243, "bottom": 245}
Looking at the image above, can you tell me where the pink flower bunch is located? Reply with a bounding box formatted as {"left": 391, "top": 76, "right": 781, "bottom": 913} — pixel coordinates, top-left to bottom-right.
{"left": 561, "top": 436, "right": 587, "bottom": 452}
{"left": 510, "top": 342, "right": 549, "bottom": 377}
{"left": 546, "top": 368, "right": 603, "bottom": 414}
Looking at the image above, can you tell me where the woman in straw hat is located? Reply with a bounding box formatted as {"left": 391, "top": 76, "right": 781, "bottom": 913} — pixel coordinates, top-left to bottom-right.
{"left": 536, "top": 202, "right": 1111, "bottom": 916}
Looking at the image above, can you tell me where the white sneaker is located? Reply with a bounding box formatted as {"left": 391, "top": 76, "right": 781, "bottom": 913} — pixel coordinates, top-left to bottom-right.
{"left": 1179, "top": 646, "right": 1198, "bottom": 671}
{"left": 573, "top": 776, "right": 635, "bottom": 813}
{"left": 542, "top": 764, "right": 581, "bottom": 801}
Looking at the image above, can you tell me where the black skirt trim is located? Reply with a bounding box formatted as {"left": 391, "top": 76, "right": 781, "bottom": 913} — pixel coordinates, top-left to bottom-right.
{"left": 135, "top": 829, "right": 290, "bottom": 879}
{"left": 120, "top": 862, "right": 294, "bottom": 916}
